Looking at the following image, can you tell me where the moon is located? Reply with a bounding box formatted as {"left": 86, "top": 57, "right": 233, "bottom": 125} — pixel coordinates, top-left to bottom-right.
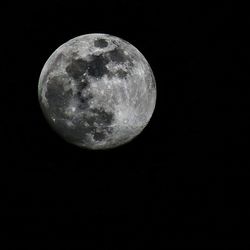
{"left": 38, "top": 33, "right": 156, "bottom": 150}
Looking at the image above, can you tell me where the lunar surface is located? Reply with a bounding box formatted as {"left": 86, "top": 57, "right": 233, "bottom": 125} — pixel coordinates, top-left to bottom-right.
{"left": 38, "top": 33, "right": 156, "bottom": 149}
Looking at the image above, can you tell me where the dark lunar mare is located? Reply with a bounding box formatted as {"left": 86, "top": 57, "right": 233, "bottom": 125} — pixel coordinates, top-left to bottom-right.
{"left": 116, "top": 69, "right": 128, "bottom": 78}
{"left": 87, "top": 54, "right": 110, "bottom": 78}
{"left": 45, "top": 76, "right": 73, "bottom": 117}
{"left": 57, "top": 107, "right": 114, "bottom": 144}
{"left": 66, "top": 46, "right": 134, "bottom": 81}
{"left": 43, "top": 74, "right": 114, "bottom": 145}
{"left": 108, "top": 48, "right": 127, "bottom": 63}
{"left": 94, "top": 38, "right": 108, "bottom": 48}
{"left": 76, "top": 108, "right": 114, "bottom": 142}
{"left": 65, "top": 58, "right": 88, "bottom": 80}
{"left": 65, "top": 58, "right": 93, "bottom": 106}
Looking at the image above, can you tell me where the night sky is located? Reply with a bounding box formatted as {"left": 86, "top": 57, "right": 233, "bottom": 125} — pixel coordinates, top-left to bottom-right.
{"left": 2, "top": 1, "right": 250, "bottom": 248}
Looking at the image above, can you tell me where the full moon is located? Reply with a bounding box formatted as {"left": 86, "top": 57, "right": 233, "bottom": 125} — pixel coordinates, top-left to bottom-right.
{"left": 38, "top": 33, "right": 156, "bottom": 149}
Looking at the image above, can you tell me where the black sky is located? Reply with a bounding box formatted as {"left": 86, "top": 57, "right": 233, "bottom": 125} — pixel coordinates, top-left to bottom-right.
{"left": 2, "top": 1, "right": 250, "bottom": 248}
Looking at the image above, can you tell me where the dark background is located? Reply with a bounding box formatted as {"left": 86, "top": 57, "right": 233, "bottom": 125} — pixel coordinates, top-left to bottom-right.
{"left": 2, "top": 1, "right": 250, "bottom": 248}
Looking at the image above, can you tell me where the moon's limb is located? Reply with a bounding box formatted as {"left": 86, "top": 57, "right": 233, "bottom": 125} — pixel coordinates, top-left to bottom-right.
{"left": 38, "top": 33, "right": 156, "bottom": 149}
